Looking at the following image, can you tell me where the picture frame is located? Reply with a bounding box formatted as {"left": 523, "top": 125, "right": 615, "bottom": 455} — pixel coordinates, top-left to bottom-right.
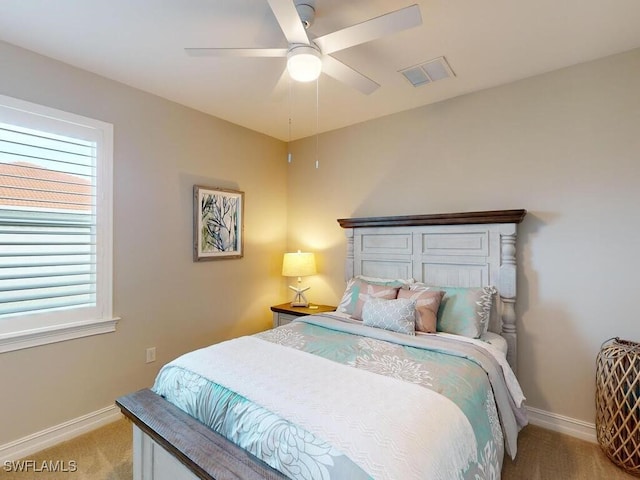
{"left": 193, "top": 185, "right": 244, "bottom": 261}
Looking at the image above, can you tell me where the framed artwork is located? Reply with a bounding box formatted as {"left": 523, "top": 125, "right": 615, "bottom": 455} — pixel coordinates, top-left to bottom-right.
{"left": 193, "top": 185, "right": 244, "bottom": 261}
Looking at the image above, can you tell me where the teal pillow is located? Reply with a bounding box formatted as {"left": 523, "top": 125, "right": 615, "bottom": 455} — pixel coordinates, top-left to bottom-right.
{"left": 436, "top": 286, "right": 496, "bottom": 338}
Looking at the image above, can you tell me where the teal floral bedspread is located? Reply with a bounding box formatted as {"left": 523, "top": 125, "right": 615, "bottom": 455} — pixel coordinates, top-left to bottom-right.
{"left": 153, "top": 314, "right": 520, "bottom": 480}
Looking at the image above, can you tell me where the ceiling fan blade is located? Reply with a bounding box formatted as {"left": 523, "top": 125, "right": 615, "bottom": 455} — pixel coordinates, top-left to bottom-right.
{"left": 267, "top": 0, "right": 311, "bottom": 45}
{"left": 314, "top": 4, "right": 422, "bottom": 55}
{"left": 322, "top": 55, "right": 379, "bottom": 95}
{"left": 185, "top": 48, "right": 288, "bottom": 58}
{"left": 269, "top": 67, "right": 292, "bottom": 103}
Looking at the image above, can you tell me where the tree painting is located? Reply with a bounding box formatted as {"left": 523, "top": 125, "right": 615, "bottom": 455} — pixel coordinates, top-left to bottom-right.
{"left": 200, "top": 192, "right": 240, "bottom": 253}
{"left": 194, "top": 186, "right": 243, "bottom": 261}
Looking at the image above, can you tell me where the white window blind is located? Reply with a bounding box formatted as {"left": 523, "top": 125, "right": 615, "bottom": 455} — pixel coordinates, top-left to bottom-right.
{"left": 0, "top": 95, "right": 116, "bottom": 352}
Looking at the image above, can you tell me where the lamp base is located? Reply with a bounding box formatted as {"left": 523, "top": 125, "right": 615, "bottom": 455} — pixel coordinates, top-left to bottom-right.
{"left": 289, "top": 285, "right": 310, "bottom": 308}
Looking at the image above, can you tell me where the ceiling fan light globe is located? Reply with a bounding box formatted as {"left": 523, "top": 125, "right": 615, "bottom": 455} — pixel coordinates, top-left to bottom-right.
{"left": 287, "top": 48, "right": 322, "bottom": 82}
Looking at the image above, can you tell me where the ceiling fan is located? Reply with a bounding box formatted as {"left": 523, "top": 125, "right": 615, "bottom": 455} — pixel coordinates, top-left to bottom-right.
{"left": 186, "top": 0, "right": 422, "bottom": 95}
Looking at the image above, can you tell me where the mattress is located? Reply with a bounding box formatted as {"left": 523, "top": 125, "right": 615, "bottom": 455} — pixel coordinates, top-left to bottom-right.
{"left": 153, "top": 313, "right": 527, "bottom": 480}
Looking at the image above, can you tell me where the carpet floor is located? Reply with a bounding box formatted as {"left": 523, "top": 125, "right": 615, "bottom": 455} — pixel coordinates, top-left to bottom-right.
{"left": 0, "top": 420, "right": 132, "bottom": 480}
{"left": 1, "top": 419, "right": 637, "bottom": 479}
{"left": 502, "top": 424, "right": 637, "bottom": 479}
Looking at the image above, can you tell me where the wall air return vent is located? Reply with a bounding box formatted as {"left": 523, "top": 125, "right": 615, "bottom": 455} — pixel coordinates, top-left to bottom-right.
{"left": 399, "top": 56, "right": 455, "bottom": 87}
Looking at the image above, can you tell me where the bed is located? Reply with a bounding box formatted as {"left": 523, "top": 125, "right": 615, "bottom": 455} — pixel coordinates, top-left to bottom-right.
{"left": 116, "top": 209, "right": 527, "bottom": 480}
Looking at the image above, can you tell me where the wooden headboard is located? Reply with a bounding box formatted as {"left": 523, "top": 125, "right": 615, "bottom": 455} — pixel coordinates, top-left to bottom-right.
{"left": 338, "top": 209, "right": 526, "bottom": 372}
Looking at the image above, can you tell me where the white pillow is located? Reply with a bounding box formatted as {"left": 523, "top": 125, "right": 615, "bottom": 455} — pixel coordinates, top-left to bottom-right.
{"left": 481, "top": 331, "right": 508, "bottom": 356}
{"left": 362, "top": 297, "right": 417, "bottom": 335}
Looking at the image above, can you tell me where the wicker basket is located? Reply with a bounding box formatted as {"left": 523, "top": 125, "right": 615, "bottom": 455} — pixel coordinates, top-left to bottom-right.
{"left": 596, "top": 337, "right": 640, "bottom": 476}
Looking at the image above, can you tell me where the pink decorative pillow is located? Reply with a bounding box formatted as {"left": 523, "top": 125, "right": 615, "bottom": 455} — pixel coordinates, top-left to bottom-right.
{"left": 350, "top": 280, "right": 400, "bottom": 320}
{"left": 337, "top": 276, "right": 414, "bottom": 314}
{"left": 397, "top": 286, "right": 444, "bottom": 333}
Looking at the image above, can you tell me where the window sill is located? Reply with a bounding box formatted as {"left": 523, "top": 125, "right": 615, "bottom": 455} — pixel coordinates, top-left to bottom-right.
{"left": 0, "top": 317, "right": 120, "bottom": 354}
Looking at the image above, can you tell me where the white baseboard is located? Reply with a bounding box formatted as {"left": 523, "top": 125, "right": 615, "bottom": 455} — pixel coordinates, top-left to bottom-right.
{"left": 526, "top": 406, "right": 597, "bottom": 443}
{"left": 0, "top": 405, "right": 123, "bottom": 462}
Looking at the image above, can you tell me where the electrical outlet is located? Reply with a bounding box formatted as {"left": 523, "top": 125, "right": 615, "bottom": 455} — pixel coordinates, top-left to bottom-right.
{"left": 146, "top": 347, "right": 156, "bottom": 363}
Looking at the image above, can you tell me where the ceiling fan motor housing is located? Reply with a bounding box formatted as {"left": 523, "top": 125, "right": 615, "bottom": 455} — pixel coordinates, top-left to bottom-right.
{"left": 295, "top": 1, "right": 315, "bottom": 29}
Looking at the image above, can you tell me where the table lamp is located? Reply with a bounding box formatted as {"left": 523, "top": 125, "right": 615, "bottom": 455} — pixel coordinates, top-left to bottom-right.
{"left": 282, "top": 251, "right": 316, "bottom": 307}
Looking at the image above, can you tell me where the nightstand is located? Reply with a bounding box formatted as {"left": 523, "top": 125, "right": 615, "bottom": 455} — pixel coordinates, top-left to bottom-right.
{"left": 270, "top": 303, "right": 336, "bottom": 328}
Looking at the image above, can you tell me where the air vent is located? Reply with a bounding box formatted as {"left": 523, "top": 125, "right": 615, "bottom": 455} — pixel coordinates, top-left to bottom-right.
{"left": 399, "top": 56, "right": 455, "bottom": 87}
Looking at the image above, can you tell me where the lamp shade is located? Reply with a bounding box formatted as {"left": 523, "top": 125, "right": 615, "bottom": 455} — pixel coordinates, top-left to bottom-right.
{"left": 282, "top": 251, "right": 316, "bottom": 277}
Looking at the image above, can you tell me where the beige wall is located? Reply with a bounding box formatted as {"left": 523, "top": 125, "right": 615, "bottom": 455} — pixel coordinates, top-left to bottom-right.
{"left": 287, "top": 48, "right": 640, "bottom": 424}
{"left": 0, "top": 42, "right": 288, "bottom": 444}
{"left": 2, "top": 37, "right": 639, "bottom": 446}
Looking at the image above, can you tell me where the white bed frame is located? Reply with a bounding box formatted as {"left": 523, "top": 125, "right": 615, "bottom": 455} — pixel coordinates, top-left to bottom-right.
{"left": 117, "top": 209, "right": 526, "bottom": 480}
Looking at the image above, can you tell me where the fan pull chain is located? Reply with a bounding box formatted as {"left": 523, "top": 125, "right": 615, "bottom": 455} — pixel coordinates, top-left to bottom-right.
{"left": 287, "top": 117, "right": 292, "bottom": 163}
{"left": 287, "top": 76, "right": 293, "bottom": 164}
{"left": 315, "top": 78, "right": 319, "bottom": 169}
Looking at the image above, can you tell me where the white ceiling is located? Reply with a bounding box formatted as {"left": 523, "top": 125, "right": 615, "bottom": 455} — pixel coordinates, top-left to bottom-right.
{"left": 1, "top": 0, "right": 640, "bottom": 141}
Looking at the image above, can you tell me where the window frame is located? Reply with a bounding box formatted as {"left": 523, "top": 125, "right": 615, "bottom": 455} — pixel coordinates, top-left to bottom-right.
{"left": 0, "top": 94, "right": 118, "bottom": 353}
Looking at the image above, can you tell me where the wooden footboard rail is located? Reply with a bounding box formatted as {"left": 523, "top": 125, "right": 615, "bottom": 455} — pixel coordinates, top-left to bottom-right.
{"left": 116, "top": 389, "right": 287, "bottom": 480}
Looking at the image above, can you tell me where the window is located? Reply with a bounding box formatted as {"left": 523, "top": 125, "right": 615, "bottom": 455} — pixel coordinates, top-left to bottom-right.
{"left": 0, "top": 95, "right": 117, "bottom": 353}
